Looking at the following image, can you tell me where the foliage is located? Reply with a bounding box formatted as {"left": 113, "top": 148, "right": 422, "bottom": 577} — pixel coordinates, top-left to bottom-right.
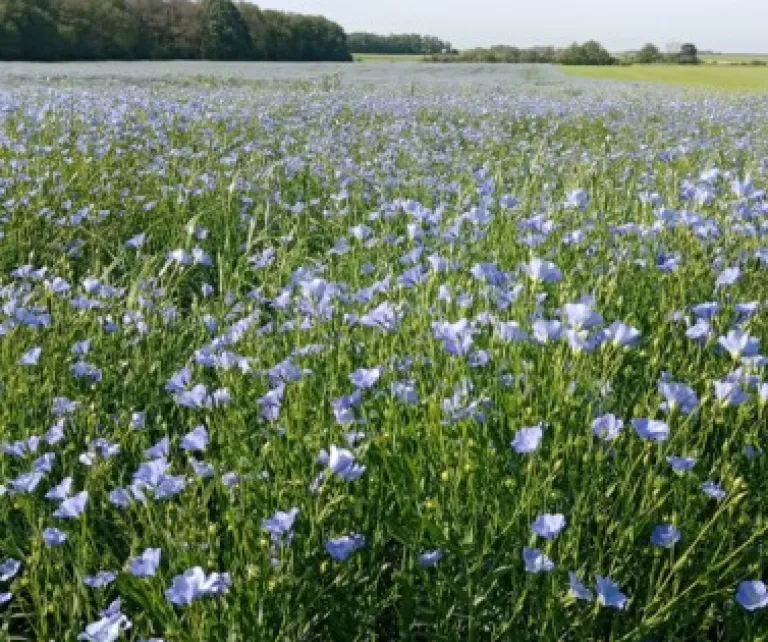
{"left": 429, "top": 41, "right": 616, "bottom": 65}
{"left": 347, "top": 32, "right": 454, "bottom": 55}
{"left": 558, "top": 40, "right": 616, "bottom": 66}
{"left": 429, "top": 45, "right": 560, "bottom": 63}
{"left": 429, "top": 42, "right": 705, "bottom": 68}
{"left": 679, "top": 43, "right": 700, "bottom": 65}
{"left": 0, "top": 0, "right": 61, "bottom": 60}
{"left": 127, "top": 0, "right": 201, "bottom": 60}
{"left": 0, "top": 0, "right": 351, "bottom": 61}
{"left": 55, "top": 0, "right": 140, "bottom": 61}
{"left": 635, "top": 43, "right": 662, "bottom": 64}
{"left": 260, "top": 10, "right": 351, "bottom": 62}
{"left": 200, "top": 0, "right": 253, "bottom": 60}
{"left": 236, "top": 2, "right": 266, "bottom": 60}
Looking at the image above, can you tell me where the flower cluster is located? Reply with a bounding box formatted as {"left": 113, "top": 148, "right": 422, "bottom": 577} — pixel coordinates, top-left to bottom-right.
{"left": 0, "top": 70, "right": 766, "bottom": 639}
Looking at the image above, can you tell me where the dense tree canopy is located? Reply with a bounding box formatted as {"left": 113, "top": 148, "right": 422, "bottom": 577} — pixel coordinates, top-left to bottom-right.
{"left": 678, "top": 43, "right": 700, "bottom": 64}
{"left": 558, "top": 40, "right": 616, "bottom": 66}
{"left": 347, "top": 32, "right": 453, "bottom": 55}
{"left": 261, "top": 10, "right": 350, "bottom": 61}
{"left": 200, "top": 0, "right": 253, "bottom": 60}
{"left": 0, "top": 0, "right": 352, "bottom": 61}
{"left": 635, "top": 43, "right": 662, "bottom": 64}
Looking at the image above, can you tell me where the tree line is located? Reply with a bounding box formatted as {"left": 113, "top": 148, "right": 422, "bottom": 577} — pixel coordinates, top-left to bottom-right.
{"left": 632, "top": 43, "right": 699, "bottom": 64}
{"left": 347, "top": 32, "right": 454, "bottom": 55}
{"left": 0, "top": 4, "right": 703, "bottom": 68}
{"left": 429, "top": 41, "right": 700, "bottom": 65}
{"left": 427, "top": 42, "right": 615, "bottom": 64}
{"left": 0, "top": 0, "right": 352, "bottom": 61}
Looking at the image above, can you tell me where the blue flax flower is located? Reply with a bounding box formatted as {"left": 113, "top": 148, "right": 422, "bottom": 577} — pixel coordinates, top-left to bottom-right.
{"left": 180, "top": 425, "right": 208, "bottom": 452}
{"left": 129, "top": 548, "right": 161, "bottom": 578}
{"left": 512, "top": 425, "right": 543, "bottom": 454}
{"left": 523, "top": 547, "right": 554, "bottom": 573}
{"left": 592, "top": 414, "right": 624, "bottom": 440}
{"left": 325, "top": 534, "right": 366, "bottom": 562}
{"left": 667, "top": 455, "right": 696, "bottom": 472}
{"left": 651, "top": 524, "right": 681, "bottom": 548}
{"left": 531, "top": 513, "right": 567, "bottom": 539}
{"left": 165, "top": 568, "right": 231, "bottom": 606}
{"left": 43, "top": 527, "right": 68, "bottom": 547}
{"left": 736, "top": 580, "right": 768, "bottom": 611}
{"left": 418, "top": 549, "right": 442, "bottom": 568}
{"left": 0, "top": 559, "right": 21, "bottom": 581}
{"left": 702, "top": 480, "right": 726, "bottom": 500}
{"left": 83, "top": 571, "right": 118, "bottom": 589}
{"left": 53, "top": 491, "right": 88, "bottom": 519}
{"left": 568, "top": 572, "right": 594, "bottom": 601}
{"left": 632, "top": 418, "right": 669, "bottom": 442}
{"left": 596, "top": 575, "right": 628, "bottom": 609}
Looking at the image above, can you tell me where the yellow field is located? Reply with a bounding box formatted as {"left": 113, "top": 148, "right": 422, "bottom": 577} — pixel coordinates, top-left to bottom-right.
{"left": 562, "top": 64, "right": 768, "bottom": 91}
{"left": 700, "top": 54, "right": 768, "bottom": 64}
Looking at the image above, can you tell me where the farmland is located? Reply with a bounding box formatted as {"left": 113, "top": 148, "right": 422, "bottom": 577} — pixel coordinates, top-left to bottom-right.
{"left": 0, "top": 63, "right": 768, "bottom": 641}
{"left": 701, "top": 54, "right": 768, "bottom": 64}
{"left": 563, "top": 64, "right": 768, "bottom": 91}
{"left": 352, "top": 54, "right": 426, "bottom": 62}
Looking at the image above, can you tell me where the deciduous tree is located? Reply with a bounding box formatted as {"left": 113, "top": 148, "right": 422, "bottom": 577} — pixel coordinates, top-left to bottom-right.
{"left": 200, "top": 0, "right": 253, "bottom": 60}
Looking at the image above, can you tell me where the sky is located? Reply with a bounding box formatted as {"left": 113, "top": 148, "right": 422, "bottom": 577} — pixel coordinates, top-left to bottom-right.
{"left": 257, "top": 0, "right": 766, "bottom": 53}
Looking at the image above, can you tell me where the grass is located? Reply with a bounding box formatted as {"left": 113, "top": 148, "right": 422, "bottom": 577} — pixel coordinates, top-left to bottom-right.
{"left": 0, "top": 71, "right": 768, "bottom": 641}
{"left": 701, "top": 54, "right": 768, "bottom": 64}
{"left": 561, "top": 64, "right": 768, "bottom": 91}
{"left": 352, "top": 53, "right": 425, "bottom": 63}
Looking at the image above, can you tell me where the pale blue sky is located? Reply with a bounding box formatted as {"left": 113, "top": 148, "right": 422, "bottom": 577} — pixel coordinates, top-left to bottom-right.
{"left": 258, "top": 0, "right": 763, "bottom": 52}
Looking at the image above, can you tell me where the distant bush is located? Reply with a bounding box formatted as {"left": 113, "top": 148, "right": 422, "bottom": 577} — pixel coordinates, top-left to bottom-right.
{"left": 652, "top": 44, "right": 699, "bottom": 65}
{"left": 679, "top": 43, "right": 699, "bottom": 64}
{"left": 422, "top": 40, "right": 712, "bottom": 68}
{"left": 429, "top": 41, "right": 618, "bottom": 65}
{"left": 429, "top": 45, "right": 560, "bottom": 64}
{"left": 634, "top": 43, "right": 662, "bottom": 64}
{"left": 348, "top": 32, "right": 453, "bottom": 55}
{"left": 558, "top": 41, "right": 616, "bottom": 65}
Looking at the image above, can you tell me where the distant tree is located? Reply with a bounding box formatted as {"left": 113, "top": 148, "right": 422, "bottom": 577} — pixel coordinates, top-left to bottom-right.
{"left": 580, "top": 40, "right": 615, "bottom": 65}
{"left": 200, "top": 0, "right": 253, "bottom": 60}
{"left": 558, "top": 42, "right": 584, "bottom": 65}
{"left": 55, "top": 0, "right": 140, "bottom": 60}
{"left": 428, "top": 44, "right": 567, "bottom": 64}
{"left": 635, "top": 43, "right": 661, "bottom": 64}
{"left": 558, "top": 40, "right": 615, "bottom": 65}
{"left": 169, "top": 0, "right": 203, "bottom": 58}
{"left": 0, "top": 0, "right": 60, "bottom": 60}
{"left": 237, "top": 2, "right": 266, "bottom": 59}
{"left": 126, "top": 0, "right": 175, "bottom": 58}
{"left": 347, "top": 32, "right": 452, "bottom": 55}
{"left": 260, "top": 10, "right": 350, "bottom": 61}
{"left": 261, "top": 9, "right": 291, "bottom": 60}
{"left": 679, "top": 43, "right": 699, "bottom": 64}
{"left": 310, "top": 16, "right": 351, "bottom": 61}
{"left": 0, "top": 5, "right": 22, "bottom": 59}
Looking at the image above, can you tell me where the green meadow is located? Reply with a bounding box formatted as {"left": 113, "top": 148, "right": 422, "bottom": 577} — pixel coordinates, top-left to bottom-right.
{"left": 353, "top": 53, "right": 426, "bottom": 63}
{"left": 562, "top": 64, "right": 768, "bottom": 91}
